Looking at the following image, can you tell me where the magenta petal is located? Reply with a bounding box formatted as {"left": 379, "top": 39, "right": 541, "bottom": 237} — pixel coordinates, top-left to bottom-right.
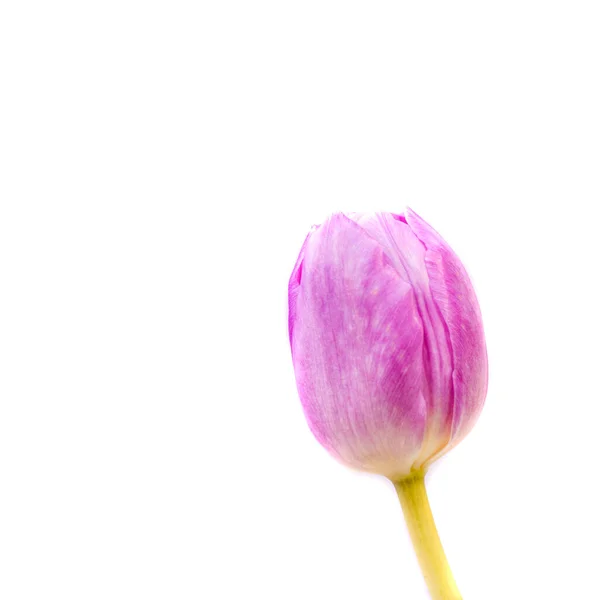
{"left": 290, "top": 214, "right": 427, "bottom": 479}
{"left": 405, "top": 208, "right": 488, "bottom": 450}
{"left": 347, "top": 213, "right": 455, "bottom": 465}
{"left": 288, "top": 231, "right": 310, "bottom": 350}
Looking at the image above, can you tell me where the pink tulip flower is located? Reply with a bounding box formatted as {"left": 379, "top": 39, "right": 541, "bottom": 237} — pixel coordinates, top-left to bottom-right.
{"left": 288, "top": 209, "right": 488, "bottom": 599}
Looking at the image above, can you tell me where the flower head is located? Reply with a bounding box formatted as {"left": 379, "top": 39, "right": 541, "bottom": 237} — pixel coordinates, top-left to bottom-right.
{"left": 288, "top": 209, "right": 487, "bottom": 480}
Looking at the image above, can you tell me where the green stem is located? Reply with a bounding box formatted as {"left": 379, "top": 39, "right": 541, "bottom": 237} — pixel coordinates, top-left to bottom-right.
{"left": 392, "top": 472, "right": 462, "bottom": 600}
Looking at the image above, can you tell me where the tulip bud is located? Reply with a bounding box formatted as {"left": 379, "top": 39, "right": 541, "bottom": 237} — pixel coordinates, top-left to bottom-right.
{"left": 288, "top": 209, "right": 488, "bottom": 599}
{"left": 288, "top": 209, "right": 487, "bottom": 479}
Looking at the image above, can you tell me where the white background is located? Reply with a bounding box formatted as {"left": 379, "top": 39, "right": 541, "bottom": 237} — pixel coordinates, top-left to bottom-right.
{"left": 1, "top": 2, "right": 597, "bottom": 599}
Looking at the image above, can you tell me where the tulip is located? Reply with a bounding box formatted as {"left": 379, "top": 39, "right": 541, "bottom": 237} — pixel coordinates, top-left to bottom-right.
{"left": 288, "top": 209, "right": 487, "bottom": 600}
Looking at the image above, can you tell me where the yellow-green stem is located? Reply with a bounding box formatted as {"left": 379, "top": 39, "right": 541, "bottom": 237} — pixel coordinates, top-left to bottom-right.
{"left": 392, "top": 472, "right": 462, "bottom": 600}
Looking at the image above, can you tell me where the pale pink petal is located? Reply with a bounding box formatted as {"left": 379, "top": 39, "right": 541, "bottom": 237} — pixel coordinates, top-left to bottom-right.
{"left": 288, "top": 231, "right": 311, "bottom": 350}
{"left": 290, "top": 213, "right": 427, "bottom": 479}
{"left": 405, "top": 208, "right": 488, "bottom": 451}
{"left": 347, "top": 212, "right": 455, "bottom": 465}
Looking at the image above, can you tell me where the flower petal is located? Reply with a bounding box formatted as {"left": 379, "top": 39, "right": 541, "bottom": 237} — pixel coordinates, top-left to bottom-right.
{"left": 288, "top": 231, "right": 311, "bottom": 350}
{"left": 347, "top": 212, "right": 455, "bottom": 466}
{"left": 290, "top": 213, "right": 427, "bottom": 479}
{"left": 405, "top": 208, "right": 488, "bottom": 451}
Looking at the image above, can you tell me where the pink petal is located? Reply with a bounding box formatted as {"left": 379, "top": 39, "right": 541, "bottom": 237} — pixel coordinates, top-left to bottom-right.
{"left": 288, "top": 231, "right": 310, "bottom": 350}
{"left": 405, "top": 208, "right": 488, "bottom": 451}
{"left": 347, "top": 213, "right": 455, "bottom": 466}
{"left": 290, "top": 213, "right": 427, "bottom": 479}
